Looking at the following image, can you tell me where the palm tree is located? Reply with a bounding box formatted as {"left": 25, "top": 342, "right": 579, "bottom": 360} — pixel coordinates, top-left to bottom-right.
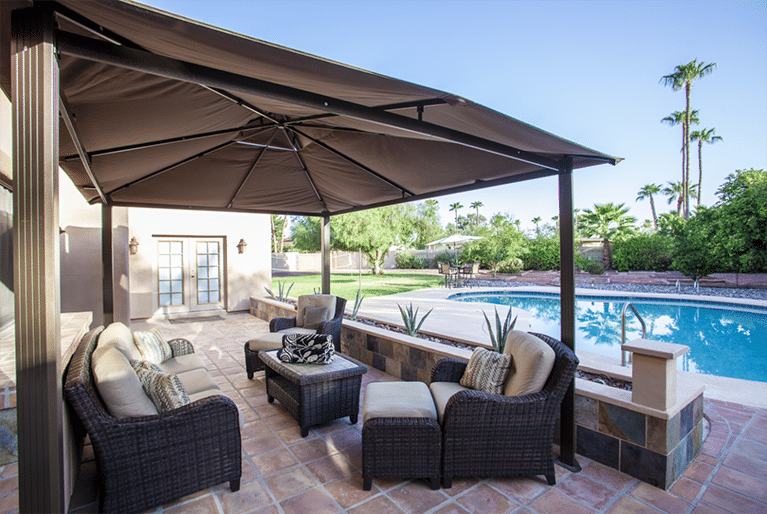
{"left": 532, "top": 216, "right": 542, "bottom": 234}
{"left": 661, "top": 109, "right": 699, "bottom": 215}
{"left": 579, "top": 203, "right": 637, "bottom": 270}
{"left": 448, "top": 202, "right": 463, "bottom": 229}
{"left": 636, "top": 183, "right": 662, "bottom": 230}
{"left": 690, "top": 127, "right": 723, "bottom": 207}
{"left": 662, "top": 181, "right": 684, "bottom": 215}
{"left": 470, "top": 201, "right": 484, "bottom": 226}
{"left": 661, "top": 59, "right": 717, "bottom": 219}
{"left": 663, "top": 181, "right": 698, "bottom": 215}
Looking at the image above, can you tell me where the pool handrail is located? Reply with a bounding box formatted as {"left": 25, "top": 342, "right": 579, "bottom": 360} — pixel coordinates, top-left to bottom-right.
{"left": 621, "top": 303, "right": 647, "bottom": 366}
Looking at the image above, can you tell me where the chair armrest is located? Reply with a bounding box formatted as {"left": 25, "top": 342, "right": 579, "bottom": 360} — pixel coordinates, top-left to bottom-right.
{"left": 443, "top": 388, "right": 550, "bottom": 426}
{"left": 270, "top": 317, "right": 297, "bottom": 332}
{"left": 431, "top": 358, "right": 467, "bottom": 383}
{"left": 317, "top": 315, "right": 343, "bottom": 337}
{"left": 168, "top": 338, "right": 194, "bottom": 357}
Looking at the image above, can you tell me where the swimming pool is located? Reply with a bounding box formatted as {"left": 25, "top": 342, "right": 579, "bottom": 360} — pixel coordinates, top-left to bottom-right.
{"left": 451, "top": 291, "right": 767, "bottom": 383}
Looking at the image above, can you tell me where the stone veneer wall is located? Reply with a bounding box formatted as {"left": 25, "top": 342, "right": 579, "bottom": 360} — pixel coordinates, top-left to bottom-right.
{"left": 250, "top": 296, "right": 704, "bottom": 490}
{"left": 572, "top": 384, "right": 704, "bottom": 489}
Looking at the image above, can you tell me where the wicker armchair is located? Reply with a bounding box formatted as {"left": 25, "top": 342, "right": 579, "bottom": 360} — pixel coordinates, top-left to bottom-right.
{"left": 64, "top": 327, "right": 242, "bottom": 514}
{"left": 431, "top": 332, "right": 578, "bottom": 488}
{"left": 269, "top": 295, "right": 347, "bottom": 351}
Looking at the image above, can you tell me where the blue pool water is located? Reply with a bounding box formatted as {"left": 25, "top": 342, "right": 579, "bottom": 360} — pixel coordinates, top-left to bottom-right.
{"left": 451, "top": 291, "right": 767, "bottom": 383}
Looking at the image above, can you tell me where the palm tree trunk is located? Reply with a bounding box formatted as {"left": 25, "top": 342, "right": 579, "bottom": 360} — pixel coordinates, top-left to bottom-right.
{"left": 697, "top": 140, "right": 703, "bottom": 208}
{"left": 650, "top": 197, "right": 658, "bottom": 230}
{"left": 270, "top": 215, "right": 277, "bottom": 253}
{"left": 684, "top": 82, "right": 692, "bottom": 219}
{"left": 602, "top": 238, "right": 611, "bottom": 270}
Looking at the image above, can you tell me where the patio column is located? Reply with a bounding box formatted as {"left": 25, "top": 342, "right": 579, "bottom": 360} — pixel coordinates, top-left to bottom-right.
{"left": 12, "top": 8, "right": 66, "bottom": 513}
{"left": 321, "top": 214, "right": 330, "bottom": 293}
{"left": 102, "top": 204, "right": 114, "bottom": 325}
{"left": 558, "top": 156, "right": 579, "bottom": 470}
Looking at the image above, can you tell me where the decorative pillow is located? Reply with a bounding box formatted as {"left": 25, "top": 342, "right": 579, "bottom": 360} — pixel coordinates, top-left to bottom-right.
{"left": 133, "top": 328, "right": 172, "bottom": 365}
{"left": 296, "top": 294, "right": 336, "bottom": 326}
{"left": 92, "top": 347, "right": 158, "bottom": 418}
{"left": 277, "top": 333, "right": 334, "bottom": 364}
{"left": 134, "top": 366, "right": 190, "bottom": 412}
{"left": 503, "top": 330, "right": 556, "bottom": 397}
{"left": 460, "top": 347, "right": 512, "bottom": 395}
{"left": 130, "top": 359, "right": 163, "bottom": 373}
{"left": 303, "top": 305, "right": 330, "bottom": 329}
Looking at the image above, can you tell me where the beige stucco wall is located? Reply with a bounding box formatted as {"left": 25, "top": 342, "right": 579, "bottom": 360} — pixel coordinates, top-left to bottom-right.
{"left": 128, "top": 207, "right": 270, "bottom": 319}
{"left": 59, "top": 177, "right": 131, "bottom": 327}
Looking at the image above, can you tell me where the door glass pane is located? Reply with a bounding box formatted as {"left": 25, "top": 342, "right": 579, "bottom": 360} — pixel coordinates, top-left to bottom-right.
{"left": 195, "top": 240, "right": 221, "bottom": 305}
{"left": 158, "top": 241, "right": 184, "bottom": 306}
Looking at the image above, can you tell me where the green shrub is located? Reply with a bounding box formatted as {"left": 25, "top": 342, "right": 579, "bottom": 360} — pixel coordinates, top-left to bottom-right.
{"left": 395, "top": 252, "right": 425, "bottom": 269}
{"left": 612, "top": 233, "right": 674, "bottom": 272}
{"left": 521, "top": 235, "right": 560, "bottom": 270}
{"left": 583, "top": 259, "right": 604, "bottom": 275}
{"left": 497, "top": 258, "right": 523, "bottom": 274}
{"left": 432, "top": 250, "right": 456, "bottom": 267}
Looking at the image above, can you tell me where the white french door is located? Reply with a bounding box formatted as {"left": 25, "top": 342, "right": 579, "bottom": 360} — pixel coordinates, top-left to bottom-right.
{"left": 156, "top": 237, "right": 225, "bottom": 313}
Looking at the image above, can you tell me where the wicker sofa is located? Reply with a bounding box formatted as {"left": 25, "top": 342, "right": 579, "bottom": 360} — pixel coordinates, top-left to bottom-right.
{"left": 64, "top": 324, "right": 242, "bottom": 514}
{"left": 430, "top": 332, "right": 578, "bottom": 488}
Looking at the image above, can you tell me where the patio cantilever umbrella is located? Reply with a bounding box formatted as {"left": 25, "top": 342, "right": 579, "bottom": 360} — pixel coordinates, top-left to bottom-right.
{"left": 426, "top": 234, "right": 484, "bottom": 248}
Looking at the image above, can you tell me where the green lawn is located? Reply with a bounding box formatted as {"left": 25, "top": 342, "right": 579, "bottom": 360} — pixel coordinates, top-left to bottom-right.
{"left": 268, "top": 272, "right": 445, "bottom": 300}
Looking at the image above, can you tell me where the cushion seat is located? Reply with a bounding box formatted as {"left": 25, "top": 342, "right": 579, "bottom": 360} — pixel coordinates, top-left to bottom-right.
{"left": 158, "top": 353, "right": 207, "bottom": 375}
{"left": 428, "top": 381, "right": 470, "bottom": 423}
{"left": 176, "top": 368, "right": 221, "bottom": 395}
{"left": 362, "top": 381, "right": 441, "bottom": 491}
{"left": 247, "top": 332, "right": 284, "bottom": 352}
{"left": 277, "top": 327, "right": 319, "bottom": 336}
{"left": 363, "top": 382, "right": 438, "bottom": 423}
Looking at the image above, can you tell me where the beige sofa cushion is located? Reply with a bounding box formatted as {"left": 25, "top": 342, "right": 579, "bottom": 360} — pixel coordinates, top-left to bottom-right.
{"left": 158, "top": 353, "right": 207, "bottom": 375}
{"left": 429, "top": 381, "right": 470, "bottom": 423}
{"left": 503, "top": 330, "right": 556, "bottom": 397}
{"left": 97, "top": 322, "right": 142, "bottom": 361}
{"left": 296, "top": 294, "right": 336, "bottom": 327}
{"left": 176, "top": 368, "right": 221, "bottom": 395}
{"left": 363, "top": 382, "right": 437, "bottom": 424}
{"left": 92, "top": 347, "right": 158, "bottom": 418}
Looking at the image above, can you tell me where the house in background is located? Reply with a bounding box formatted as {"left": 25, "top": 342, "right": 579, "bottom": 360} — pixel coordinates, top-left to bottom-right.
{"left": 1, "top": 89, "right": 272, "bottom": 333}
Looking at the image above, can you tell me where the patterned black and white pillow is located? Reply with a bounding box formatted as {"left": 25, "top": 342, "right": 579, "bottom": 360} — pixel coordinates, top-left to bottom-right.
{"left": 460, "top": 347, "right": 512, "bottom": 395}
{"left": 133, "top": 327, "right": 173, "bottom": 365}
{"left": 133, "top": 364, "right": 190, "bottom": 412}
{"left": 277, "top": 333, "right": 334, "bottom": 364}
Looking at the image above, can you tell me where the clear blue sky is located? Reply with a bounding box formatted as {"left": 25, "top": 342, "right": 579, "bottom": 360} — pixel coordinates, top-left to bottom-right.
{"left": 139, "top": 0, "right": 766, "bottom": 232}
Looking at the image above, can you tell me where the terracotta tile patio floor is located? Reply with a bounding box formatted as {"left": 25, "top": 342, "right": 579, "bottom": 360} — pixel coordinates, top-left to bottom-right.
{"left": 1, "top": 312, "right": 765, "bottom": 514}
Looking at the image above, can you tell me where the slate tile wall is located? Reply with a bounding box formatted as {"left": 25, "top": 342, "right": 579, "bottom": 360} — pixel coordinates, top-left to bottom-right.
{"left": 575, "top": 391, "right": 704, "bottom": 490}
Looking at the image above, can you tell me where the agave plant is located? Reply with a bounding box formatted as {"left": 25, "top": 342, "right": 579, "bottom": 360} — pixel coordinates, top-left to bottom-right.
{"left": 483, "top": 306, "right": 517, "bottom": 353}
{"left": 264, "top": 280, "right": 294, "bottom": 302}
{"left": 397, "top": 302, "right": 433, "bottom": 337}
{"left": 351, "top": 288, "right": 366, "bottom": 320}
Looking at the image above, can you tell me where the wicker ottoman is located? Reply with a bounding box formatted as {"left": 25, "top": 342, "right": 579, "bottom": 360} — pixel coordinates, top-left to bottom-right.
{"left": 362, "top": 381, "right": 441, "bottom": 490}
{"left": 244, "top": 333, "right": 284, "bottom": 379}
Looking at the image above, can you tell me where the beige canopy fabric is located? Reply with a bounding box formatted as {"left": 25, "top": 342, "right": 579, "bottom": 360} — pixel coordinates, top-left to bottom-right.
{"left": 2, "top": 0, "right": 618, "bottom": 216}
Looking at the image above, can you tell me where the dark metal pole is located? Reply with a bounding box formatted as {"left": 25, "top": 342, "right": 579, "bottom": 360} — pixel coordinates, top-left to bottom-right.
{"left": 102, "top": 204, "right": 114, "bottom": 326}
{"left": 12, "top": 8, "right": 66, "bottom": 512}
{"left": 557, "top": 156, "right": 580, "bottom": 471}
{"left": 321, "top": 214, "right": 331, "bottom": 294}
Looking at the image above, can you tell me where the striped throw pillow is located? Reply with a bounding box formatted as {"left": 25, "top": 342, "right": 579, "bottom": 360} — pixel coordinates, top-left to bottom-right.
{"left": 133, "top": 328, "right": 172, "bottom": 365}
{"left": 460, "top": 347, "right": 512, "bottom": 395}
{"left": 134, "top": 366, "right": 190, "bottom": 412}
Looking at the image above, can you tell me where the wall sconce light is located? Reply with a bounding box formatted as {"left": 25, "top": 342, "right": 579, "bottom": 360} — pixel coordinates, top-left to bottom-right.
{"left": 129, "top": 237, "right": 139, "bottom": 255}
{"left": 237, "top": 239, "right": 248, "bottom": 254}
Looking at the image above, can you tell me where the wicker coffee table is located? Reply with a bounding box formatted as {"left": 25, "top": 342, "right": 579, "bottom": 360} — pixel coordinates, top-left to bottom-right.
{"left": 259, "top": 350, "right": 367, "bottom": 437}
